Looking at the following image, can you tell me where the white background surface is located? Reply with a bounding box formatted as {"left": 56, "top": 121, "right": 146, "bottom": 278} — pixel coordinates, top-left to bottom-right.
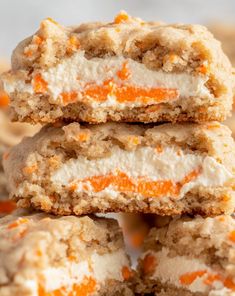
{"left": 0, "top": 0, "right": 235, "bottom": 59}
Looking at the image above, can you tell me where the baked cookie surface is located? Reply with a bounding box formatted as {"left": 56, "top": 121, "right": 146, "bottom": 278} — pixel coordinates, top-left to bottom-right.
{"left": 0, "top": 210, "right": 133, "bottom": 296}
{"left": 136, "top": 215, "right": 235, "bottom": 296}
{"left": 3, "top": 122, "right": 235, "bottom": 216}
{"left": 1, "top": 12, "right": 233, "bottom": 124}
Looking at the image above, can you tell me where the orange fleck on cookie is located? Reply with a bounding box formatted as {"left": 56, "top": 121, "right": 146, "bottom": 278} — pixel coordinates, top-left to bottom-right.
{"left": 60, "top": 91, "right": 78, "bottom": 105}
{"left": 67, "top": 35, "right": 80, "bottom": 53}
{"left": 76, "top": 132, "right": 90, "bottom": 142}
{"left": 127, "top": 135, "right": 140, "bottom": 145}
{"left": 122, "top": 266, "right": 133, "bottom": 280}
{"left": 24, "top": 48, "right": 34, "bottom": 57}
{"left": 204, "top": 273, "right": 222, "bottom": 286}
{"left": 82, "top": 79, "right": 178, "bottom": 104}
{"left": 180, "top": 270, "right": 207, "bottom": 285}
{"left": 69, "top": 183, "right": 78, "bottom": 192}
{"left": 0, "top": 200, "right": 16, "bottom": 214}
{"left": 143, "top": 254, "right": 157, "bottom": 275}
{"left": 224, "top": 277, "right": 235, "bottom": 291}
{"left": 32, "top": 74, "right": 48, "bottom": 94}
{"left": 114, "top": 11, "right": 130, "bottom": 24}
{"left": 228, "top": 230, "right": 235, "bottom": 242}
{"left": 23, "top": 164, "right": 38, "bottom": 175}
{"left": 0, "top": 91, "right": 10, "bottom": 107}
{"left": 7, "top": 217, "right": 29, "bottom": 229}
{"left": 76, "top": 168, "right": 200, "bottom": 198}
{"left": 117, "top": 62, "right": 131, "bottom": 80}
{"left": 197, "top": 63, "right": 209, "bottom": 75}
{"left": 155, "top": 144, "right": 163, "bottom": 153}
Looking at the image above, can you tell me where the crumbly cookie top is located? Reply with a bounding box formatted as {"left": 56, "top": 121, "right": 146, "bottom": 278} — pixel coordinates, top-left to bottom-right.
{"left": 10, "top": 11, "right": 232, "bottom": 80}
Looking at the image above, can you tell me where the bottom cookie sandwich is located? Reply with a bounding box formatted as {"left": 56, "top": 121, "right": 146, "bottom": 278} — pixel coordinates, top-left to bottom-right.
{"left": 137, "top": 215, "right": 235, "bottom": 296}
{"left": 0, "top": 210, "right": 134, "bottom": 296}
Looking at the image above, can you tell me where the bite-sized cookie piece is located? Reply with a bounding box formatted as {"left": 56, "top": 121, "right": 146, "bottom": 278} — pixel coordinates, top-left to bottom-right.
{"left": 136, "top": 215, "right": 235, "bottom": 296}
{"left": 1, "top": 12, "right": 233, "bottom": 124}
{"left": 3, "top": 122, "right": 235, "bottom": 216}
{"left": 0, "top": 210, "right": 133, "bottom": 296}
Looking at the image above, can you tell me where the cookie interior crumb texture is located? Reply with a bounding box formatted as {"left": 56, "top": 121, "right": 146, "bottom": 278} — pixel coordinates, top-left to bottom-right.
{"left": 136, "top": 215, "right": 235, "bottom": 296}
{"left": 1, "top": 12, "right": 233, "bottom": 124}
{"left": 3, "top": 122, "right": 235, "bottom": 216}
{"left": 0, "top": 210, "right": 134, "bottom": 296}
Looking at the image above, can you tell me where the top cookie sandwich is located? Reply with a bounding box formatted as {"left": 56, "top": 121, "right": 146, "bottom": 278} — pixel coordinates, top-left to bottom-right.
{"left": 1, "top": 12, "right": 233, "bottom": 124}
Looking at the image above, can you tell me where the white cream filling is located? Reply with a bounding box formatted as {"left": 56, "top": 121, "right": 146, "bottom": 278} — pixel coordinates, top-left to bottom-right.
{"left": 142, "top": 248, "right": 230, "bottom": 295}
{"left": 51, "top": 146, "right": 232, "bottom": 198}
{"left": 3, "top": 51, "right": 212, "bottom": 107}
{"left": 24, "top": 249, "right": 129, "bottom": 295}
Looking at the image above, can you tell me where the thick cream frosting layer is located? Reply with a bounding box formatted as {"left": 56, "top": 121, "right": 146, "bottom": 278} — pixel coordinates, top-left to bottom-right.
{"left": 51, "top": 146, "right": 232, "bottom": 199}
{"left": 24, "top": 249, "right": 129, "bottom": 295}
{"left": 3, "top": 51, "right": 212, "bottom": 108}
{"left": 142, "top": 248, "right": 233, "bottom": 295}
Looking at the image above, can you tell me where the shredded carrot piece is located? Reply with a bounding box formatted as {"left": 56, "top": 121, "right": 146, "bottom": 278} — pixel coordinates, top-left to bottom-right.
{"left": 82, "top": 79, "right": 178, "bottom": 104}
{"left": 69, "top": 183, "right": 78, "bottom": 192}
{"left": 224, "top": 277, "right": 235, "bottom": 291}
{"left": 180, "top": 270, "right": 207, "bottom": 285}
{"left": 155, "top": 144, "right": 163, "bottom": 153}
{"left": 197, "top": 64, "right": 208, "bottom": 75}
{"left": 33, "top": 74, "right": 48, "bottom": 94}
{"left": 168, "top": 53, "right": 178, "bottom": 63}
{"left": 122, "top": 266, "right": 133, "bottom": 280}
{"left": 114, "top": 11, "right": 130, "bottom": 24}
{"left": 33, "top": 35, "right": 43, "bottom": 45}
{"left": 67, "top": 35, "right": 80, "bottom": 53}
{"left": 38, "top": 276, "right": 96, "bottom": 296}
{"left": 77, "top": 132, "right": 90, "bottom": 142}
{"left": 23, "top": 164, "right": 38, "bottom": 175}
{"left": 0, "top": 91, "right": 10, "bottom": 107}
{"left": 143, "top": 254, "right": 157, "bottom": 275}
{"left": 229, "top": 230, "right": 235, "bottom": 242}
{"left": 72, "top": 168, "right": 200, "bottom": 198}
{"left": 60, "top": 91, "right": 78, "bottom": 105}
{"left": 117, "top": 62, "right": 131, "bottom": 80}
{"left": 24, "top": 48, "right": 33, "bottom": 57}
{"left": 0, "top": 200, "right": 16, "bottom": 214}
{"left": 204, "top": 273, "right": 222, "bottom": 286}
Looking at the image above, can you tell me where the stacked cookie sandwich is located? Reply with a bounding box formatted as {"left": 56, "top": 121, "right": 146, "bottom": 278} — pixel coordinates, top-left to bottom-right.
{"left": 1, "top": 11, "right": 235, "bottom": 295}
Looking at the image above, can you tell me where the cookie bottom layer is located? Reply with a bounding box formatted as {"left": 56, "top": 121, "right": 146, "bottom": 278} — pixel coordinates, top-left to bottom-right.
{"left": 10, "top": 93, "right": 228, "bottom": 124}
{"left": 15, "top": 187, "right": 234, "bottom": 217}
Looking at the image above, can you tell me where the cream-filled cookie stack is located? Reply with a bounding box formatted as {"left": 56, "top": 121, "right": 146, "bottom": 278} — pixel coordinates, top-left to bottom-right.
{"left": 1, "top": 11, "right": 235, "bottom": 296}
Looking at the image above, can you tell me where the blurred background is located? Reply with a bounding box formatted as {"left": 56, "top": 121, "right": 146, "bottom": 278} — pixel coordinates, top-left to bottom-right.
{"left": 1, "top": 0, "right": 235, "bottom": 60}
